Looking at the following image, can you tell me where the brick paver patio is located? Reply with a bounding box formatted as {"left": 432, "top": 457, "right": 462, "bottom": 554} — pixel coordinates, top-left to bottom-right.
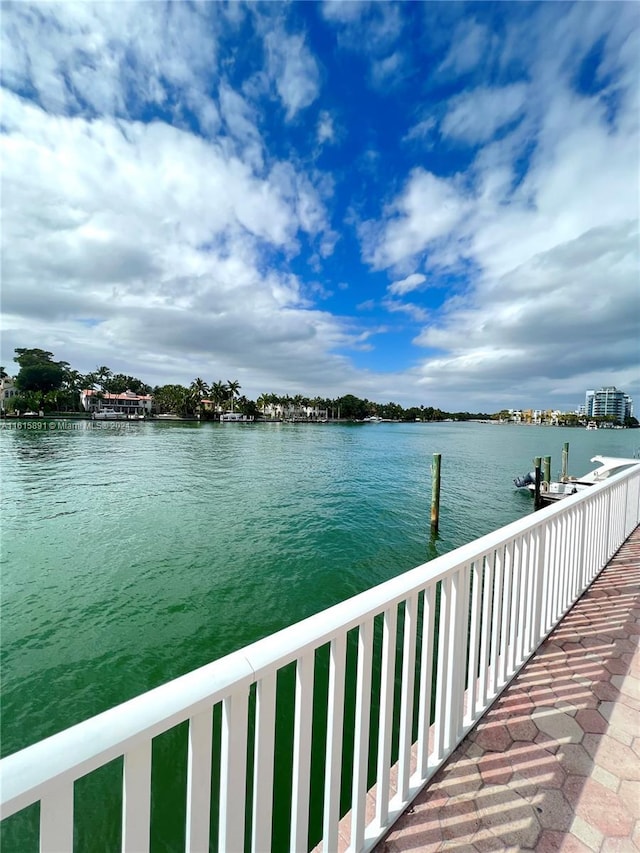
{"left": 376, "top": 525, "right": 640, "bottom": 853}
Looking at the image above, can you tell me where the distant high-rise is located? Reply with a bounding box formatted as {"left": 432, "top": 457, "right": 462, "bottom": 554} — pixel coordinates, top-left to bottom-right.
{"left": 585, "top": 387, "right": 633, "bottom": 424}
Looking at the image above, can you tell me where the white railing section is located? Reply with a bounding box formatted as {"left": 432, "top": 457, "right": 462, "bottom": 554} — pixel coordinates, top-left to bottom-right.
{"left": 2, "top": 464, "right": 639, "bottom": 852}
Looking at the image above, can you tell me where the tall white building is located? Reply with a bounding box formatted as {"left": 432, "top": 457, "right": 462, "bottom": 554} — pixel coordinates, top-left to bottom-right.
{"left": 585, "top": 387, "right": 633, "bottom": 424}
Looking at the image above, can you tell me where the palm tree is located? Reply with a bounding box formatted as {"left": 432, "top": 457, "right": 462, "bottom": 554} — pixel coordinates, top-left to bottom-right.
{"left": 292, "top": 394, "right": 305, "bottom": 420}
{"left": 268, "top": 393, "right": 280, "bottom": 417}
{"left": 190, "top": 378, "right": 208, "bottom": 397}
{"left": 60, "top": 369, "right": 84, "bottom": 411}
{"left": 189, "top": 378, "right": 209, "bottom": 418}
{"left": 257, "top": 394, "right": 269, "bottom": 416}
{"left": 226, "top": 379, "right": 241, "bottom": 413}
{"left": 94, "top": 366, "right": 113, "bottom": 392}
{"left": 311, "top": 396, "right": 324, "bottom": 420}
{"left": 210, "top": 381, "right": 227, "bottom": 418}
{"left": 280, "top": 394, "right": 292, "bottom": 419}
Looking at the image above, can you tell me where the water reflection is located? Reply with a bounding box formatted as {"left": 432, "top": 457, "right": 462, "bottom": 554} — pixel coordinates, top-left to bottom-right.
{"left": 425, "top": 532, "right": 440, "bottom": 562}
{"left": 4, "top": 430, "right": 70, "bottom": 463}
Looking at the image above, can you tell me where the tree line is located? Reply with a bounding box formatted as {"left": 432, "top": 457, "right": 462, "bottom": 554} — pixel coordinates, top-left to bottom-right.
{"left": 2, "top": 349, "right": 154, "bottom": 414}
{"left": 2, "top": 347, "right": 491, "bottom": 421}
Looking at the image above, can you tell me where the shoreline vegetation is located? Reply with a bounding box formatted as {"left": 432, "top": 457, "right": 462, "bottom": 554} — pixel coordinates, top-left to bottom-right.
{"left": 1, "top": 415, "right": 634, "bottom": 430}
{"left": 2, "top": 347, "right": 637, "bottom": 428}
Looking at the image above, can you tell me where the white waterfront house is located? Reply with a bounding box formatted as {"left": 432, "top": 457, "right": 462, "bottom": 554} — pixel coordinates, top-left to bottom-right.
{"left": 80, "top": 389, "right": 153, "bottom": 417}
{"left": 263, "top": 402, "right": 328, "bottom": 420}
{"left": 0, "top": 376, "right": 18, "bottom": 411}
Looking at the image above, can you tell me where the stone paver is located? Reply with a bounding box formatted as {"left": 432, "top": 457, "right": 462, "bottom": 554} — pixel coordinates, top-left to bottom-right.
{"left": 375, "top": 526, "right": 639, "bottom": 853}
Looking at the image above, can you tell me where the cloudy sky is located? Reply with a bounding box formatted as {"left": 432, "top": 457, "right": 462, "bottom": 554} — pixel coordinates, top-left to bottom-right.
{"left": 2, "top": 1, "right": 638, "bottom": 411}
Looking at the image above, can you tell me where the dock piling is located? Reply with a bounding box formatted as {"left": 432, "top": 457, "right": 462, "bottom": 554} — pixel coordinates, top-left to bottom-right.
{"left": 562, "top": 442, "right": 569, "bottom": 480}
{"left": 534, "top": 456, "right": 542, "bottom": 511}
{"left": 543, "top": 456, "right": 551, "bottom": 485}
{"left": 431, "top": 453, "right": 441, "bottom": 534}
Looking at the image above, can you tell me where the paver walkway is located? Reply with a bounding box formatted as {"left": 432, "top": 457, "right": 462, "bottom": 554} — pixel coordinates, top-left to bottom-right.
{"left": 376, "top": 526, "right": 640, "bottom": 853}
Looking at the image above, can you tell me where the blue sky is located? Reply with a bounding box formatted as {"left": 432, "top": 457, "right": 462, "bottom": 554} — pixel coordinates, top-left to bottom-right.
{"left": 1, "top": 1, "right": 638, "bottom": 411}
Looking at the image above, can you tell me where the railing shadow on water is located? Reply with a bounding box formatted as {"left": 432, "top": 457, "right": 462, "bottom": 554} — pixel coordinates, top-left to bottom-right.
{"left": 1, "top": 466, "right": 639, "bottom": 853}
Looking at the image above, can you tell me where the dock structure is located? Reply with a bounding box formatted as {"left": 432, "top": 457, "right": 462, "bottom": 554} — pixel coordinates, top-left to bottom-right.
{"left": 1, "top": 464, "right": 639, "bottom": 852}
{"left": 375, "top": 525, "right": 640, "bottom": 853}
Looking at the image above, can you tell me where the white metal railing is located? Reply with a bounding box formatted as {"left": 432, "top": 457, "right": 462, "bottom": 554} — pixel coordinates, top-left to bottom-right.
{"left": 2, "top": 464, "right": 639, "bottom": 852}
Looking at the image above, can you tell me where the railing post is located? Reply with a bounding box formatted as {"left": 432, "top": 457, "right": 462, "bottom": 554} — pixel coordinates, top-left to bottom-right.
{"left": 252, "top": 673, "right": 277, "bottom": 853}
{"left": 507, "top": 538, "right": 522, "bottom": 675}
{"left": 122, "top": 740, "right": 152, "bottom": 853}
{"left": 351, "top": 619, "right": 373, "bottom": 852}
{"left": 532, "top": 522, "right": 547, "bottom": 647}
{"left": 434, "top": 577, "right": 452, "bottom": 759}
{"left": 443, "top": 574, "right": 459, "bottom": 751}
{"left": 40, "top": 784, "right": 74, "bottom": 853}
{"left": 604, "top": 487, "right": 612, "bottom": 560}
{"left": 498, "top": 541, "right": 514, "bottom": 688}
{"left": 376, "top": 607, "right": 397, "bottom": 828}
{"left": 322, "top": 634, "right": 346, "bottom": 851}
{"left": 516, "top": 535, "right": 530, "bottom": 665}
{"left": 290, "top": 653, "right": 314, "bottom": 853}
{"left": 186, "top": 710, "right": 213, "bottom": 853}
{"left": 453, "top": 564, "right": 471, "bottom": 740}
{"left": 465, "top": 561, "right": 482, "bottom": 725}
{"left": 478, "top": 554, "right": 494, "bottom": 711}
{"left": 488, "top": 548, "right": 504, "bottom": 700}
{"left": 219, "top": 689, "right": 249, "bottom": 853}
{"left": 577, "top": 504, "right": 587, "bottom": 593}
{"left": 416, "top": 588, "right": 435, "bottom": 779}
{"left": 570, "top": 507, "right": 582, "bottom": 601}
{"left": 398, "top": 594, "right": 418, "bottom": 802}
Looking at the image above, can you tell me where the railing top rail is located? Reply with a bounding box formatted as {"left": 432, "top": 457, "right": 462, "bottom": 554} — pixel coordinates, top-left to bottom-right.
{"left": 2, "top": 463, "right": 639, "bottom": 818}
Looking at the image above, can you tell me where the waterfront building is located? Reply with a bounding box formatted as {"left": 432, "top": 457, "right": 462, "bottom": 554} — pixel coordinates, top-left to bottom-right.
{"left": 0, "top": 376, "right": 18, "bottom": 411}
{"left": 263, "top": 402, "right": 328, "bottom": 420}
{"left": 80, "top": 389, "right": 153, "bottom": 416}
{"left": 585, "top": 387, "right": 633, "bottom": 423}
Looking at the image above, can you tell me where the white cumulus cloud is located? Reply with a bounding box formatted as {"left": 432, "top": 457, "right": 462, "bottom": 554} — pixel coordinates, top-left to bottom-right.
{"left": 264, "top": 30, "right": 321, "bottom": 120}
{"left": 365, "top": 169, "right": 470, "bottom": 269}
{"left": 441, "top": 84, "right": 528, "bottom": 144}
{"left": 388, "top": 273, "right": 427, "bottom": 296}
{"left": 317, "top": 111, "right": 336, "bottom": 145}
{"left": 0, "top": 91, "right": 354, "bottom": 394}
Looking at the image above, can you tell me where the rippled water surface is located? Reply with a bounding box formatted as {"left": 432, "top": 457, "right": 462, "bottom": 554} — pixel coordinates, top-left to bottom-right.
{"left": 1, "top": 421, "right": 637, "bottom": 848}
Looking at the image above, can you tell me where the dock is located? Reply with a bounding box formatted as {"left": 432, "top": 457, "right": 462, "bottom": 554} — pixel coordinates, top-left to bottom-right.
{"left": 375, "top": 525, "right": 640, "bottom": 852}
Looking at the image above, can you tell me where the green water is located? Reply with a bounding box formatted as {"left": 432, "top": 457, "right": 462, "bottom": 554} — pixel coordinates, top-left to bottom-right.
{"left": 1, "top": 421, "right": 637, "bottom": 849}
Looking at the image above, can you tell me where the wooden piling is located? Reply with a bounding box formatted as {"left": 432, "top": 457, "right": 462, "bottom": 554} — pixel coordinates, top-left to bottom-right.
{"left": 543, "top": 456, "right": 551, "bottom": 485}
{"left": 534, "top": 456, "right": 542, "bottom": 510}
{"left": 431, "top": 453, "right": 441, "bottom": 534}
{"left": 562, "top": 442, "right": 569, "bottom": 480}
